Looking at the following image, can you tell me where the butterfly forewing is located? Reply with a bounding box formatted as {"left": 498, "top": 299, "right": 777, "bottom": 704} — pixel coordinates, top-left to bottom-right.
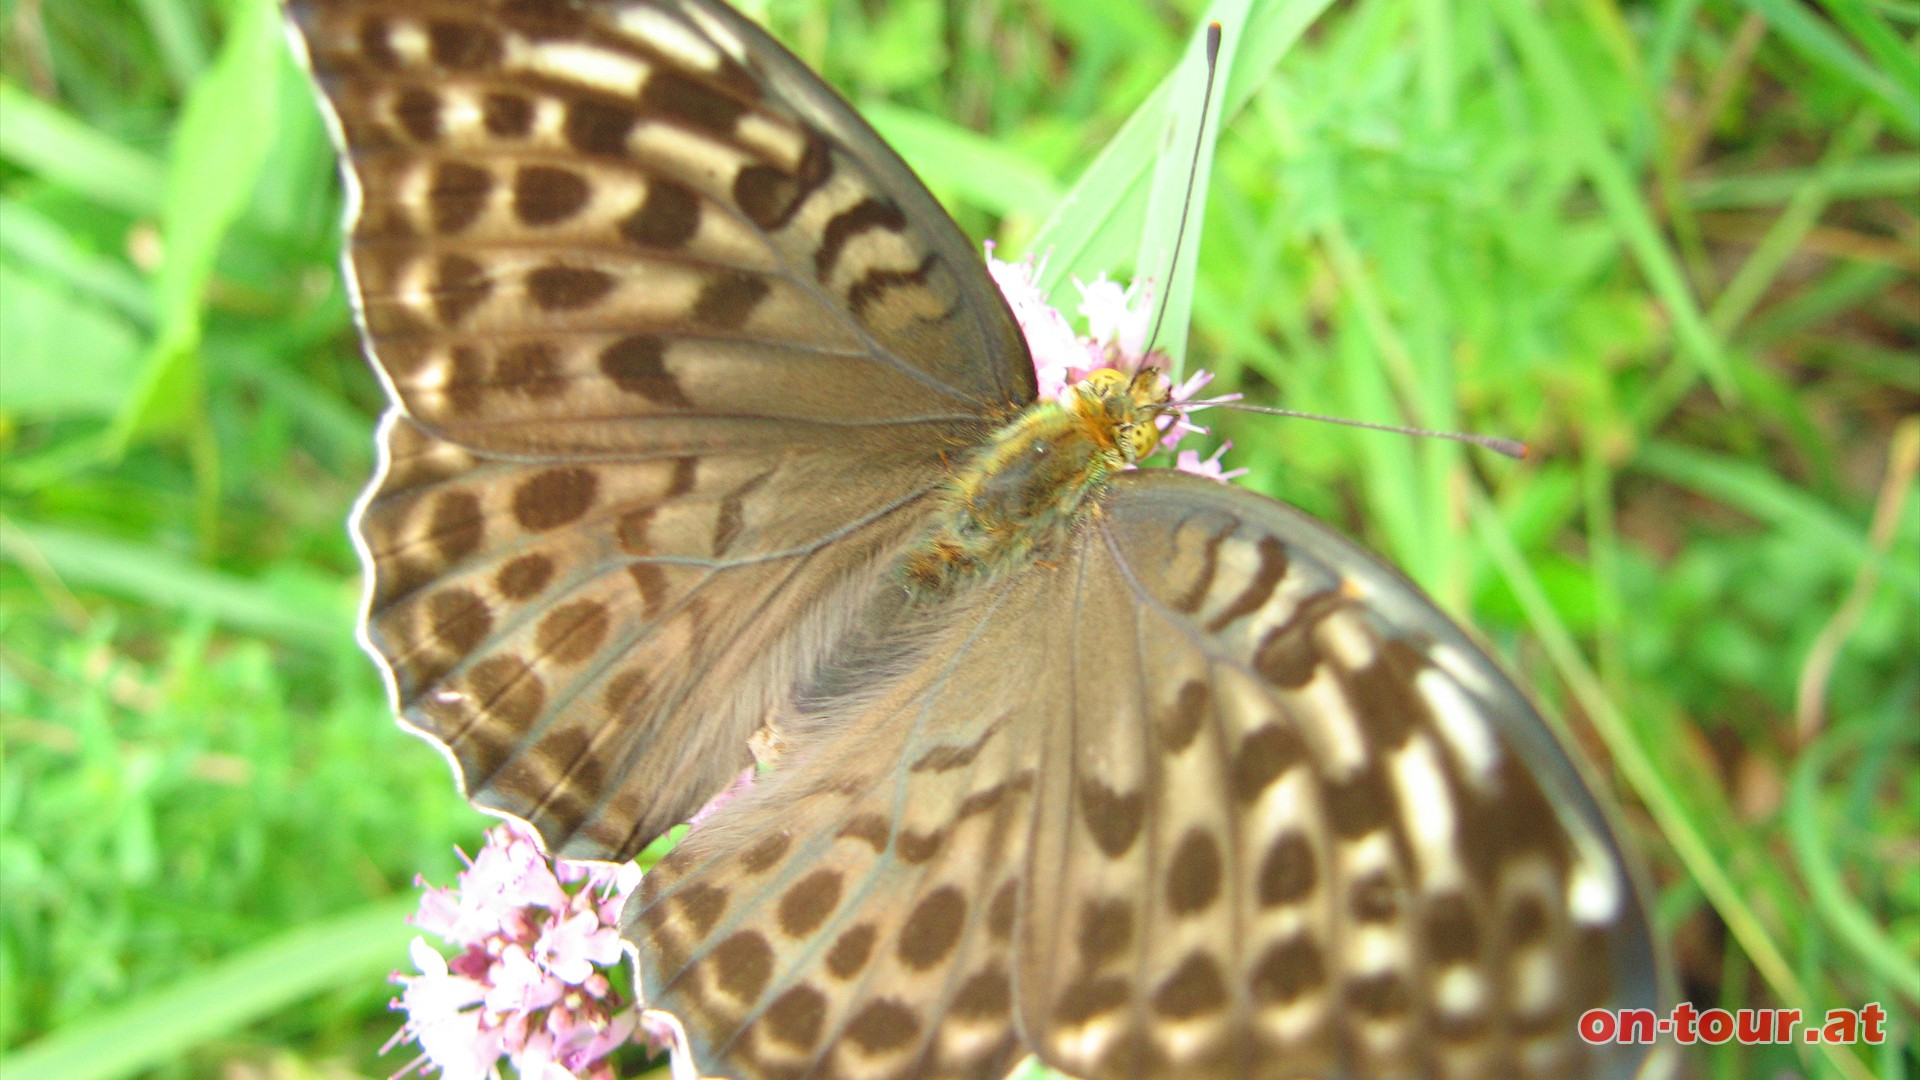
{"left": 359, "top": 410, "right": 949, "bottom": 858}
{"left": 289, "top": 0, "right": 1034, "bottom": 859}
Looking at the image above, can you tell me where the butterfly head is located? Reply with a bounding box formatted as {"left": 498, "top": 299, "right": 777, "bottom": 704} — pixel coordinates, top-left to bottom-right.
{"left": 1071, "top": 366, "right": 1174, "bottom": 464}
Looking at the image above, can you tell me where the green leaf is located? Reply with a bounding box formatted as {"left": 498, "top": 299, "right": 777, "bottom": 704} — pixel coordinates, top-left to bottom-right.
{"left": 113, "top": 0, "right": 284, "bottom": 447}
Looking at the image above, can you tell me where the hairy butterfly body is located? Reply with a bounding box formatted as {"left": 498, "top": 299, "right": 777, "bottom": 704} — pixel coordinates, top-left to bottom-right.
{"left": 288, "top": 1, "right": 1668, "bottom": 1078}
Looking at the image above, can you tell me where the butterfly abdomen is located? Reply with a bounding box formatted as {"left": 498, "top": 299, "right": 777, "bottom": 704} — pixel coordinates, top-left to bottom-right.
{"left": 900, "top": 398, "right": 1123, "bottom": 595}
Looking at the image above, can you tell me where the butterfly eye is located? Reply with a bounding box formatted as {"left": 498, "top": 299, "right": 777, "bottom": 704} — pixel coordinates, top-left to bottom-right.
{"left": 1131, "top": 368, "right": 1173, "bottom": 407}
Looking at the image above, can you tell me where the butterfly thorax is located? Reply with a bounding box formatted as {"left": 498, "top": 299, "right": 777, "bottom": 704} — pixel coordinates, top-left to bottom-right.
{"left": 902, "top": 369, "right": 1170, "bottom": 595}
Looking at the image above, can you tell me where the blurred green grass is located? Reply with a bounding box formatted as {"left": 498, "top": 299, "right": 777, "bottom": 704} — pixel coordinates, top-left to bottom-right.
{"left": 1, "top": 0, "right": 1913, "bottom": 1077}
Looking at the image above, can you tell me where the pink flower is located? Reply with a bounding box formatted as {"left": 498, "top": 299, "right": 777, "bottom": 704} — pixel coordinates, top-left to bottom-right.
{"left": 388, "top": 821, "right": 639, "bottom": 1080}
{"left": 1075, "top": 274, "right": 1151, "bottom": 362}
{"left": 392, "top": 939, "right": 500, "bottom": 1080}
{"left": 535, "top": 910, "right": 623, "bottom": 985}
{"left": 484, "top": 945, "right": 565, "bottom": 1015}
{"left": 986, "top": 242, "right": 1085, "bottom": 400}
{"left": 1158, "top": 368, "right": 1221, "bottom": 451}
{"left": 1176, "top": 440, "right": 1250, "bottom": 481}
{"left": 638, "top": 1010, "right": 703, "bottom": 1080}
{"left": 986, "top": 248, "right": 1240, "bottom": 480}
{"left": 687, "top": 766, "right": 755, "bottom": 830}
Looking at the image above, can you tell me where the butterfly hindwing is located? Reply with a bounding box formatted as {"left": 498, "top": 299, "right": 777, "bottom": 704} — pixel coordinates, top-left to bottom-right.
{"left": 631, "top": 576, "right": 1065, "bottom": 1080}
{"left": 289, "top": 0, "right": 1037, "bottom": 858}
{"left": 630, "top": 469, "right": 1661, "bottom": 1080}
{"left": 1018, "top": 469, "right": 1660, "bottom": 1080}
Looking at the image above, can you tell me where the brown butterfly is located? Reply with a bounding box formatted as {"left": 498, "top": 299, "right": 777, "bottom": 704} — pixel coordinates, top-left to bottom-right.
{"left": 287, "top": 1, "right": 1669, "bottom": 1077}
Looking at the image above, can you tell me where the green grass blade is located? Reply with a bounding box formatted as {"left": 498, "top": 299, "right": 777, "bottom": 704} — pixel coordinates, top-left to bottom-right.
{"left": 133, "top": 0, "right": 213, "bottom": 89}
{"left": 1314, "top": 215, "right": 1431, "bottom": 582}
{"left": 1816, "top": 0, "right": 1920, "bottom": 100}
{"left": 864, "top": 101, "right": 1063, "bottom": 221}
{"left": 112, "top": 0, "right": 284, "bottom": 447}
{"left": 1740, "top": 0, "right": 1920, "bottom": 135}
{"left": 0, "top": 200, "right": 152, "bottom": 322}
{"left": 1490, "top": 0, "right": 1736, "bottom": 401}
{"left": 1708, "top": 110, "right": 1885, "bottom": 338}
{"left": 2, "top": 898, "right": 416, "bottom": 1080}
{"left": 1132, "top": 0, "right": 1249, "bottom": 372}
{"left": 1684, "top": 154, "right": 1920, "bottom": 210}
{"left": 1029, "top": 0, "right": 1338, "bottom": 292}
{"left": 1742, "top": 262, "right": 1903, "bottom": 348}
{"left": 1482, "top": 0, "right": 1743, "bottom": 399}
{"left": 0, "top": 266, "right": 144, "bottom": 419}
{"left": 1635, "top": 441, "right": 1920, "bottom": 601}
{"left": 0, "top": 83, "right": 167, "bottom": 218}
{"left": 0, "top": 522, "right": 352, "bottom": 651}
{"left": 1789, "top": 730, "right": 1920, "bottom": 998}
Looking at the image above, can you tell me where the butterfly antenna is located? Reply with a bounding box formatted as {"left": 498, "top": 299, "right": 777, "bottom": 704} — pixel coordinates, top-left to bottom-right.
{"left": 1138, "top": 25, "right": 1525, "bottom": 464}
{"left": 1141, "top": 22, "right": 1223, "bottom": 366}
{"left": 1177, "top": 398, "right": 1531, "bottom": 460}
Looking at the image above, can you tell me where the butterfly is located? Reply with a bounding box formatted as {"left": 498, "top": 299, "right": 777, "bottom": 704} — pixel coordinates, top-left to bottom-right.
{"left": 288, "top": 0, "right": 1669, "bottom": 1077}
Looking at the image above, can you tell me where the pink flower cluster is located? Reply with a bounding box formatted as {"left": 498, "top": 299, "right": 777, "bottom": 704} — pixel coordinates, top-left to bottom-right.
{"left": 389, "top": 822, "right": 645, "bottom": 1080}
{"left": 985, "top": 245, "right": 1245, "bottom": 480}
